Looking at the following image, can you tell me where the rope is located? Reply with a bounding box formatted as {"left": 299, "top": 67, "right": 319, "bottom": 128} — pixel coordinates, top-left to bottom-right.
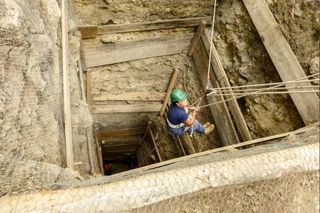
{"left": 200, "top": 73, "right": 319, "bottom": 109}
{"left": 212, "top": 90, "right": 319, "bottom": 96}
{"left": 212, "top": 86, "right": 319, "bottom": 94}
{"left": 209, "top": 73, "right": 319, "bottom": 91}
{"left": 205, "top": 0, "right": 218, "bottom": 90}
{"left": 209, "top": 83, "right": 319, "bottom": 94}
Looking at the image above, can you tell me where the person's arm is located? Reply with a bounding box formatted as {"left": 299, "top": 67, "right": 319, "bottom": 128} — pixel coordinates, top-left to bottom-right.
{"left": 184, "top": 106, "right": 200, "bottom": 126}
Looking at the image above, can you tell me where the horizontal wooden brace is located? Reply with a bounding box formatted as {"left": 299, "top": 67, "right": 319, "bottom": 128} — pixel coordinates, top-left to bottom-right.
{"left": 83, "top": 38, "right": 190, "bottom": 68}
{"left": 91, "top": 104, "right": 162, "bottom": 113}
{"left": 92, "top": 92, "right": 166, "bottom": 102}
{"left": 97, "top": 128, "right": 145, "bottom": 139}
{"left": 78, "top": 17, "right": 211, "bottom": 38}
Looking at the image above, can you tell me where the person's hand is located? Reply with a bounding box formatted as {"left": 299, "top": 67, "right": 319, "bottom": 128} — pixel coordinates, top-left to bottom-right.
{"left": 194, "top": 106, "right": 200, "bottom": 112}
{"left": 191, "top": 106, "right": 200, "bottom": 114}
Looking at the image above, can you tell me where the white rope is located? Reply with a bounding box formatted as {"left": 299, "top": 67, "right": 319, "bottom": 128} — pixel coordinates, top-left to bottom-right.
{"left": 200, "top": 73, "right": 319, "bottom": 108}
{"left": 211, "top": 90, "right": 320, "bottom": 96}
{"left": 205, "top": 0, "right": 218, "bottom": 90}
{"left": 210, "top": 84, "right": 319, "bottom": 93}
{"left": 209, "top": 73, "right": 319, "bottom": 91}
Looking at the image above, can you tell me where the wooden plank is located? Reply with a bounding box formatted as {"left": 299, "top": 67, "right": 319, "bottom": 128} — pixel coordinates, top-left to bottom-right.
{"left": 86, "top": 70, "right": 92, "bottom": 105}
{"left": 62, "top": 0, "right": 74, "bottom": 169}
{"left": 77, "top": 60, "right": 86, "bottom": 101}
{"left": 86, "top": 127, "right": 95, "bottom": 175}
{"left": 188, "top": 20, "right": 206, "bottom": 56}
{"left": 242, "top": 0, "right": 319, "bottom": 125}
{"left": 102, "top": 143, "right": 139, "bottom": 148}
{"left": 78, "top": 25, "right": 98, "bottom": 39}
{"left": 97, "top": 128, "right": 145, "bottom": 139}
{"left": 92, "top": 92, "right": 166, "bottom": 102}
{"left": 111, "top": 123, "right": 319, "bottom": 176}
{"left": 103, "top": 149, "right": 136, "bottom": 153}
{"left": 94, "top": 135, "right": 104, "bottom": 175}
{"left": 201, "top": 28, "right": 252, "bottom": 141}
{"left": 102, "top": 146, "right": 137, "bottom": 151}
{"left": 83, "top": 38, "right": 190, "bottom": 68}
{"left": 149, "top": 129, "right": 162, "bottom": 162}
{"left": 160, "top": 69, "right": 180, "bottom": 116}
{"left": 91, "top": 104, "right": 162, "bottom": 113}
{"left": 102, "top": 136, "right": 141, "bottom": 144}
{"left": 97, "top": 17, "right": 212, "bottom": 34}
{"left": 192, "top": 41, "right": 240, "bottom": 145}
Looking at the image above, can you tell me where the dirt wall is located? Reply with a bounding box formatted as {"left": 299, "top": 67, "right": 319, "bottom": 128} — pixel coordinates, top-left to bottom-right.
{"left": 213, "top": 0, "right": 320, "bottom": 138}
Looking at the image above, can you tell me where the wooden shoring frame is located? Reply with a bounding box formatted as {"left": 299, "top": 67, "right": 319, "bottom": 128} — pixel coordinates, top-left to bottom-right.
{"left": 192, "top": 39, "right": 240, "bottom": 145}
{"left": 200, "top": 27, "right": 252, "bottom": 141}
{"left": 78, "top": 16, "right": 212, "bottom": 39}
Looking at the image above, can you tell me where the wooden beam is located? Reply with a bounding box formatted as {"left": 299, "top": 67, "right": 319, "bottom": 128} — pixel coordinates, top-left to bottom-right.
{"left": 92, "top": 92, "right": 166, "bottom": 102}
{"left": 97, "top": 17, "right": 212, "bottom": 34}
{"left": 201, "top": 28, "right": 252, "bottom": 141}
{"left": 86, "top": 127, "right": 95, "bottom": 175}
{"left": 160, "top": 68, "right": 180, "bottom": 116}
{"left": 242, "top": 0, "right": 319, "bottom": 125}
{"left": 103, "top": 149, "right": 136, "bottom": 154}
{"left": 97, "top": 128, "right": 145, "bottom": 139}
{"left": 94, "top": 135, "right": 104, "bottom": 175}
{"left": 86, "top": 70, "right": 92, "bottom": 105}
{"left": 91, "top": 104, "right": 162, "bottom": 113}
{"left": 78, "top": 25, "right": 98, "bottom": 39}
{"left": 188, "top": 20, "right": 206, "bottom": 56}
{"left": 102, "top": 143, "right": 139, "bottom": 148}
{"left": 192, "top": 41, "right": 240, "bottom": 145}
{"left": 149, "top": 129, "right": 162, "bottom": 162}
{"left": 102, "top": 145, "right": 137, "bottom": 153}
{"left": 102, "top": 136, "right": 141, "bottom": 144}
{"left": 77, "top": 60, "right": 86, "bottom": 101}
{"left": 62, "top": 0, "right": 74, "bottom": 169}
{"left": 83, "top": 38, "right": 190, "bottom": 68}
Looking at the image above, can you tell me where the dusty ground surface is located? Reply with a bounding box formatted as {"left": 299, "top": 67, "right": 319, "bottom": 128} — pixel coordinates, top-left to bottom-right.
{"left": 131, "top": 171, "right": 319, "bottom": 213}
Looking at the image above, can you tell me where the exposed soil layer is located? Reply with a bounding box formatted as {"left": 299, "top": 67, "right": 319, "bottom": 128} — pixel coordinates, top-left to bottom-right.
{"left": 72, "top": 0, "right": 213, "bottom": 24}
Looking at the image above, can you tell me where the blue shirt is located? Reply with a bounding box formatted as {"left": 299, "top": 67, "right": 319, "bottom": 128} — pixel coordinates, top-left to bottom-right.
{"left": 167, "top": 103, "right": 188, "bottom": 125}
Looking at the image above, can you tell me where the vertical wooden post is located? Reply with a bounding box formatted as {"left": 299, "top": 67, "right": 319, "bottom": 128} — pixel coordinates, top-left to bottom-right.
{"left": 201, "top": 28, "right": 252, "bottom": 141}
{"left": 62, "top": 0, "right": 74, "bottom": 169}
{"left": 188, "top": 20, "right": 206, "bottom": 56}
{"left": 242, "top": 0, "right": 319, "bottom": 124}
{"left": 149, "top": 129, "right": 162, "bottom": 162}
{"left": 94, "top": 135, "right": 104, "bottom": 175}
{"left": 160, "top": 68, "right": 180, "bottom": 116}
{"left": 86, "top": 127, "right": 95, "bottom": 175}
{"left": 192, "top": 41, "right": 240, "bottom": 145}
{"left": 86, "top": 70, "right": 92, "bottom": 105}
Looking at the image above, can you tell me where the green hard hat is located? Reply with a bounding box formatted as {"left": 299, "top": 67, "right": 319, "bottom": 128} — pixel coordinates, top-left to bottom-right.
{"left": 170, "top": 88, "right": 188, "bottom": 102}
